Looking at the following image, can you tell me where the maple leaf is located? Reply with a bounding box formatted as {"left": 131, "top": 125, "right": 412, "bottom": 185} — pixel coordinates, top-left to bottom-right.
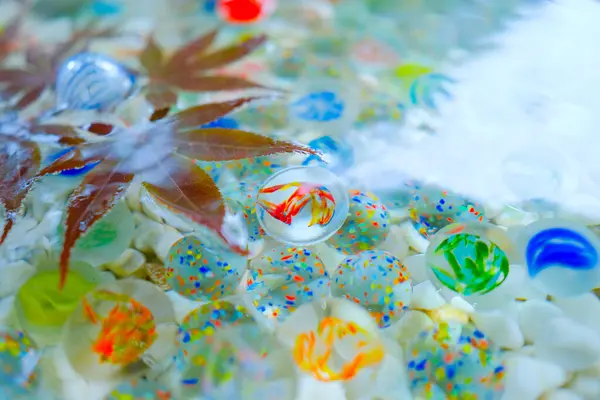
{"left": 40, "top": 98, "right": 319, "bottom": 289}
{"left": 0, "top": 20, "right": 118, "bottom": 109}
{"left": 138, "top": 28, "right": 271, "bottom": 111}
{"left": 0, "top": 121, "right": 85, "bottom": 244}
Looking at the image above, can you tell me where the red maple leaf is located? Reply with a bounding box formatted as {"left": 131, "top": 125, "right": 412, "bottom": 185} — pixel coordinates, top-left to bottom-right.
{"left": 39, "top": 98, "right": 319, "bottom": 289}
{"left": 137, "top": 28, "right": 273, "bottom": 112}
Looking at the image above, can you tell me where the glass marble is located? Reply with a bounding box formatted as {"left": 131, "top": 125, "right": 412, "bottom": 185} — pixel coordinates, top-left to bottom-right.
{"left": 177, "top": 301, "right": 253, "bottom": 368}
{"left": 287, "top": 77, "right": 360, "bottom": 136}
{"left": 56, "top": 52, "right": 136, "bottom": 112}
{"left": 407, "top": 322, "right": 505, "bottom": 400}
{"left": 223, "top": 195, "right": 265, "bottom": 242}
{"left": 180, "top": 322, "right": 297, "bottom": 400}
{"left": 409, "top": 184, "right": 485, "bottom": 238}
{"left": 518, "top": 219, "right": 600, "bottom": 297}
{"left": 62, "top": 279, "right": 177, "bottom": 380}
{"left": 302, "top": 136, "right": 355, "bottom": 175}
{"left": 14, "top": 261, "right": 103, "bottom": 346}
{"left": 281, "top": 298, "right": 385, "bottom": 382}
{"left": 331, "top": 250, "right": 412, "bottom": 328}
{"left": 58, "top": 201, "right": 135, "bottom": 267}
{"left": 328, "top": 190, "right": 391, "bottom": 254}
{"left": 426, "top": 223, "right": 513, "bottom": 296}
{"left": 393, "top": 64, "right": 455, "bottom": 111}
{"left": 216, "top": 0, "right": 277, "bottom": 24}
{"left": 165, "top": 235, "right": 247, "bottom": 301}
{"left": 0, "top": 330, "right": 41, "bottom": 399}
{"left": 246, "top": 246, "right": 330, "bottom": 321}
{"left": 105, "top": 379, "right": 172, "bottom": 400}
{"left": 255, "top": 166, "right": 349, "bottom": 246}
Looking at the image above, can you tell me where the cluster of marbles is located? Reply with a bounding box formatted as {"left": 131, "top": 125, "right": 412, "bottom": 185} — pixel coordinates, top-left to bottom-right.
{"left": 164, "top": 235, "right": 247, "bottom": 301}
{"left": 331, "top": 250, "right": 412, "bottom": 328}
{"left": 328, "top": 190, "right": 391, "bottom": 254}
{"left": 255, "top": 166, "right": 350, "bottom": 246}
{"left": 407, "top": 322, "right": 506, "bottom": 399}
{"left": 246, "top": 245, "right": 330, "bottom": 321}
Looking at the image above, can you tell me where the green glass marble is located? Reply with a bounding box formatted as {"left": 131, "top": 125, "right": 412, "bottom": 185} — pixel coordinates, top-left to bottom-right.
{"left": 14, "top": 261, "right": 103, "bottom": 345}
{"left": 426, "top": 223, "right": 512, "bottom": 296}
{"left": 57, "top": 201, "right": 135, "bottom": 267}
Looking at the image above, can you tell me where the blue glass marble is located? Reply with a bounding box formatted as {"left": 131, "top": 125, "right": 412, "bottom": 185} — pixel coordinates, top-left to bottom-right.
{"left": 289, "top": 91, "right": 344, "bottom": 122}
{"left": 519, "top": 219, "right": 600, "bottom": 297}
{"left": 55, "top": 52, "right": 136, "bottom": 112}
{"left": 410, "top": 73, "right": 455, "bottom": 110}
{"left": 201, "top": 117, "right": 239, "bottom": 129}
{"left": 46, "top": 147, "right": 99, "bottom": 176}
{"left": 302, "top": 136, "right": 354, "bottom": 174}
{"left": 203, "top": 0, "right": 217, "bottom": 13}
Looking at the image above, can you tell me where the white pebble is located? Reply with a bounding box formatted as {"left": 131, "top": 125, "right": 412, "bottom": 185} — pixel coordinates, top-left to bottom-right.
{"left": 533, "top": 317, "right": 600, "bottom": 371}
{"left": 518, "top": 299, "right": 564, "bottom": 343}
{"left": 153, "top": 226, "right": 184, "bottom": 261}
{"left": 309, "top": 242, "right": 345, "bottom": 275}
{"left": 543, "top": 389, "right": 584, "bottom": 400}
{"left": 394, "top": 310, "right": 434, "bottom": 345}
{"left": 569, "top": 375, "right": 600, "bottom": 400}
{"left": 0, "top": 261, "right": 35, "bottom": 298}
{"left": 450, "top": 296, "right": 475, "bottom": 313}
{"left": 102, "top": 248, "right": 146, "bottom": 278}
{"left": 471, "top": 309, "right": 524, "bottom": 350}
{"left": 494, "top": 208, "right": 538, "bottom": 227}
{"left": 378, "top": 225, "right": 409, "bottom": 261}
{"left": 501, "top": 356, "right": 567, "bottom": 400}
{"left": 411, "top": 281, "right": 446, "bottom": 310}
{"left": 552, "top": 294, "right": 600, "bottom": 338}
{"left": 399, "top": 221, "right": 429, "bottom": 253}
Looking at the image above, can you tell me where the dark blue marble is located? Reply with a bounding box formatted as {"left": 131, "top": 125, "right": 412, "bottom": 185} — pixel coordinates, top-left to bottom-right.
{"left": 526, "top": 227, "right": 598, "bottom": 278}
{"left": 46, "top": 147, "right": 99, "bottom": 177}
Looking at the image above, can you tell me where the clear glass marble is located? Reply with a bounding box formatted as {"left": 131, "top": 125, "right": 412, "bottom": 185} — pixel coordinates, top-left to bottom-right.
{"left": 331, "top": 250, "right": 412, "bottom": 328}
{"left": 58, "top": 201, "right": 135, "bottom": 267}
{"left": 164, "top": 235, "right": 248, "bottom": 301}
{"left": 328, "top": 190, "right": 391, "bottom": 254}
{"left": 246, "top": 245, "right": 330, "bottom": 322}
{"left": 426, "top": 222, "right": 514, "bottom": 296}
{"left": 407, "top": 322, "right": 505, "bottom": 400}
{"left": 255, "top": 166, "right": 349, "bottom": 246}
{"left": 14, "top": 260, "right": 104, "bottom": 346}
{"left": 408, "top": 184, "right": 486, "bottom": 238}
{"left": 517, "top": 218, "right": 600, "bottom": 297}
{"left": 180, "top": 322, "right": 297, "bottom": 400}
{"left": 56, "top": 52, "right": 136, "bottom": 112}
{"left": 62, "top": 279, "right": 177, "bottom": 380}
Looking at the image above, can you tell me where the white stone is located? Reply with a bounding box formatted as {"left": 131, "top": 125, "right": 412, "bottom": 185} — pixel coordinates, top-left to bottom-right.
{"left": 411, "top": 281, "right": 446, "bottom": 310}
{"left": 472, "top": 309, "right": 524, "bottom": 350}
{"left": 399, "top": 221, "right": 429, "bottom": 254}
{"left": 543, "top": 389, "right": 584, "bottom": 400}
{"left": 569, "top": 375, "right": 600, "bottom": 400}
{"left": 403, "top": 254, "right": 429, "bottom": 283}
{"left": 494, "top": 208, "right": 538, "bottom": 227}
{"left": 533, "top": 317, "right": 600, "bottom": 371}
{"left": 102, "top": 248, "right": 146, "bottom": 278}
{"left": 517, "top": 299, "right": 564, "bottom": 343}
{"left": 309, "top": 242, "right": 346, "bottom": 275}
{"left": 378, "top": 225, "right": 410, "bottom": 261}
{"left": 394, "top": 310, "right": 434, "bottom": 345}
{"left": 0, "top": 261, "right": 36, "bottom": 298}
{"left": 552, "top": 294, "right": 600, "bottom": 338}
{"left": 501, "top": 355, "right": 567, "bottom": 400}
{"left": 153, "top": 226, "right": 184, "bottom": 262}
